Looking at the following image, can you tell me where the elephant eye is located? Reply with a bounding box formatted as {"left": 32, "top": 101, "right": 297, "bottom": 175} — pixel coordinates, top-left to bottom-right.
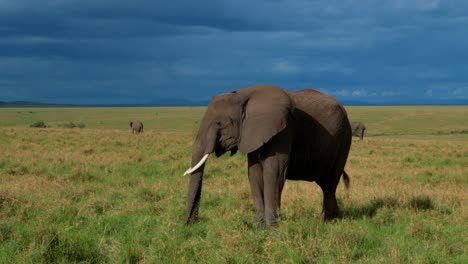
{"left": 215, "top": 121, "right": 222, "bottom": 127}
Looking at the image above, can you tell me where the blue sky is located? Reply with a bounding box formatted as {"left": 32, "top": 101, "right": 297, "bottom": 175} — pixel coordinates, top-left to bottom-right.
{"left": 1, "top": 0, "right": 467, "bottom": 105}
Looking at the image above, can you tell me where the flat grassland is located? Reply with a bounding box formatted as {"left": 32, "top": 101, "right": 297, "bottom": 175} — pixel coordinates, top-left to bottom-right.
{"left": 0, "top": 106, "right": 467, "bottom": 263}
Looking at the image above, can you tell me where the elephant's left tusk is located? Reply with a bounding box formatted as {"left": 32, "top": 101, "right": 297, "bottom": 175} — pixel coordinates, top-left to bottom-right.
{"left": 183, "top": 154, "right": 209, "bottom": 176}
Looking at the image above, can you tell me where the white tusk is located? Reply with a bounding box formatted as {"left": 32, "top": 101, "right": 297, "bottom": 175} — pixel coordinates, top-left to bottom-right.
{"left": 183, "top": 154, "right": 209, "bottom": 176}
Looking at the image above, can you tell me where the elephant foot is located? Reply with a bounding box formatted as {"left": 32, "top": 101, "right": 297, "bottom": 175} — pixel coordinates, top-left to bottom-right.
{"left": 256, "top": 221, "right": 266, "bottom": 229}
{"left": 185, "top": 212, "right": 199, "bottom": 225}
{"left": 267, "top": 221, "right": 279, "bottom": 228}
{"left": 320, "top": 210, "right": 339, "bottom": 221}
{"left": 266, "top": 215, "right": 279, "bottom": 228}
{"left": 255, "top": 217, "right": 279, "bottom": 229}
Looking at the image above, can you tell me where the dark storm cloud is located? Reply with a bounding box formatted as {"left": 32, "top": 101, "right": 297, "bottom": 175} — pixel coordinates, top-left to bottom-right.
{"left": 0, "top": 0, "right": 467, "bottom": 104}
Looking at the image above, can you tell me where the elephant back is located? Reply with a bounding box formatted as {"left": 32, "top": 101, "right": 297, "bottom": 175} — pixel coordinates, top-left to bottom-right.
{"left": 288, "top": 89, "right": 349, "bottom": 136}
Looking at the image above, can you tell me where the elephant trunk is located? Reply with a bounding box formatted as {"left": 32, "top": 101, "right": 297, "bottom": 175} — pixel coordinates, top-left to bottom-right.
{"left": 185, "top": 161, "right": 205, "bottom": 224}
{"left": 185, "top": 127, "right": 217, "bottom": 225}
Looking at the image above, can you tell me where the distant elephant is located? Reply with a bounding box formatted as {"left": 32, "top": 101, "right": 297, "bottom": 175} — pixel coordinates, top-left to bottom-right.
{"left": 350, "top": 121, "right": 366, "bottom": 140}
{"left": 183, "top": 85, "right": 352, "bottom": 228}
{"left": 130, "top": 121, "right": 144, "bottom": 134}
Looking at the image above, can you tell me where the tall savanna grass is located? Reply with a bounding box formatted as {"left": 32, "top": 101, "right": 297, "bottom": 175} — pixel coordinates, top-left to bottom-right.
{"left": 0, "top": 106, "right": 467, "bottom": 263}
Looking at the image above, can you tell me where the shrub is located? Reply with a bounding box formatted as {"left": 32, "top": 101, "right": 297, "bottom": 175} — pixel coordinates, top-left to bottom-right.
{"left": 30, "top": 121, "right": 47, "bottom": 128}
{"left": 58, "top": 122, "right": 85, "bottom": 128}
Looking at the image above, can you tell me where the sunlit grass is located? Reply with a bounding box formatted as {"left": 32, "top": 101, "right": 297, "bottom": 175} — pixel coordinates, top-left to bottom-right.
{"left": 0, "top": 106, "right": 467, "bottom": 263}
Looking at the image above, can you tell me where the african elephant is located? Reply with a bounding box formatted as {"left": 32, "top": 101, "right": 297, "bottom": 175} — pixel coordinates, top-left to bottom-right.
{"left": 350, "top": 121, "right": 366, "bottom": 140}
{"left": 130, "top": 121, "right": 144, "bottom": 134}
{"left": 184, "top": 85, "right": 352, "bottom": 228}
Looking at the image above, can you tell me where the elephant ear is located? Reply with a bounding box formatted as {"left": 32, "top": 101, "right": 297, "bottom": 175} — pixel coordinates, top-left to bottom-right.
{"left": 238, "top": 86, "right": 293, "bottom": 154}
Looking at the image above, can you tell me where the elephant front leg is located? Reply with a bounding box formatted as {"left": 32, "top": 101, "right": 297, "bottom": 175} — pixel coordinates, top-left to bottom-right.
{"left": 262, "top": 154, "right": 288, "bottom": 228}
{"left": 248, "top": 153, "right": 265, "bottom": 228}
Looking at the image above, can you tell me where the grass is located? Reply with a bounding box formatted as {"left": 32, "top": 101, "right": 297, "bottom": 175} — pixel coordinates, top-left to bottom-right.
{"left": 0, "top": 106, "right": 467, "bottom": 263}
{"left": 347, "top": 106, "right": 468, "bottom": 138}
{"left": 0, "top": 107, "right": 204, "bottom": 131}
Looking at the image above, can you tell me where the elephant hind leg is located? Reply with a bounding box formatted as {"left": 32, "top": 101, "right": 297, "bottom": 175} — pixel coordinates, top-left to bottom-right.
{"left": 317, "top": 170, "right": 344, "bottom": 220}
{"left": 320, "top": 190, "right": 339, "bottom": 221}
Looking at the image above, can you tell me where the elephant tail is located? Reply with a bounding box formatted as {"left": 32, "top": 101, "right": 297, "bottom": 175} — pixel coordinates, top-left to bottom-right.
{"left": 342, "top": 170, "right": 350, "bottom": 189}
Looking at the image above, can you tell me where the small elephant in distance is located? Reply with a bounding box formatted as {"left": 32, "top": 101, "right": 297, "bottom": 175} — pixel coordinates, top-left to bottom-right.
{"left": 350, "top": 121, "right": 366, "bottom": 140}
{"left": 130, "top": 121, "right": 144, "bottom": 134}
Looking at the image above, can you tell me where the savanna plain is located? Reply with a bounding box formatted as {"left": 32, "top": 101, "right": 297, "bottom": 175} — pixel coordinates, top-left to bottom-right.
{"left": 0, "top": 106, "right": 467, "bottom": 263}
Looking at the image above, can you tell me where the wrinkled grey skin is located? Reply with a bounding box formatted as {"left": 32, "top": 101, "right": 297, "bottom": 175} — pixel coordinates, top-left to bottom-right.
{"left": 185, "top": 85, "right": 351, "bottom": 228}
{"left": 130, "top": 121, "right": 144, "bottom": 134}
{"left": 350, "top": 122, "right": 366, "bottom": 140}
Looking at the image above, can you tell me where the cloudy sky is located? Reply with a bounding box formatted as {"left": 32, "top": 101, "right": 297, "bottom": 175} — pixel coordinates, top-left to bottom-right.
{"left": 1, "top": 0, "right": 467, "bottom": 105}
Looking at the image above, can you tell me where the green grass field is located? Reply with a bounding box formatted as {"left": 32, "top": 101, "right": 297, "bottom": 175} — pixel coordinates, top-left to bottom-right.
{"left": 0, "top": 106, "right": 467, "bottom": 263}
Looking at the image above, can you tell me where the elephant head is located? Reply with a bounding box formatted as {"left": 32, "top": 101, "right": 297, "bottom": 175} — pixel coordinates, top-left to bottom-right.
{"left": 184, "top": 85, "right": 293, "bottom": 224}
{"left": 130, "top": 121, "right": 144, "bottom": 134}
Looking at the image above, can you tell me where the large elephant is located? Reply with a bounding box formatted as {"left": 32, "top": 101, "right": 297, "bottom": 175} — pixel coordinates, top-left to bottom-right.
{"left": 130, "top": 121, "right": 144, "bottom": 134}
{"left": 184, "top": 85, "right": 352, "bottom": 228}
{"left": 350, "top": 121, "right": 366, "bottom": 140}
